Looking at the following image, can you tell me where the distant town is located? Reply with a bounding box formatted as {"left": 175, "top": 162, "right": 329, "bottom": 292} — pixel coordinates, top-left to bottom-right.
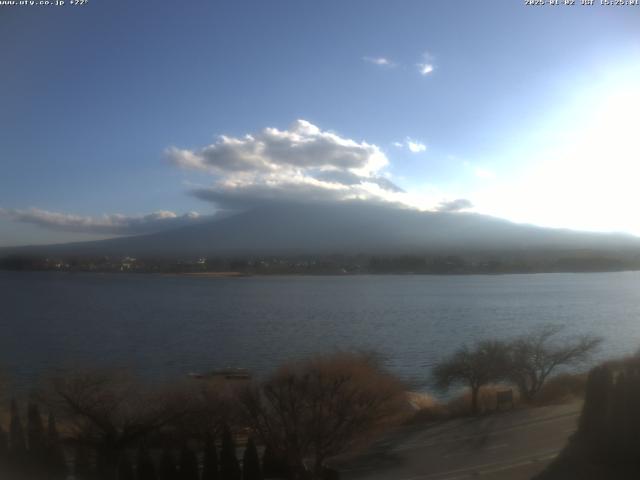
{"left": 2, "top": 251, "right": 640, "bottom": 275}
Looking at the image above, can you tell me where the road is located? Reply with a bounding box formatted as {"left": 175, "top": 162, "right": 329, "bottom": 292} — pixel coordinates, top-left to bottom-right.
{"left": 334, "top": 402, "right": 582, "bottom": 480}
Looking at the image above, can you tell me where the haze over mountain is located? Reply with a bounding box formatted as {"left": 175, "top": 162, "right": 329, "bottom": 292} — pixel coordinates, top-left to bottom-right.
{"left": 2, "top": 202, "right": 639, "bottom": 259}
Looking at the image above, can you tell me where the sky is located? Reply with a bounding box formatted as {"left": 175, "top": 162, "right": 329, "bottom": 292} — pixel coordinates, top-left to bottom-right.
{"left": 1, "top": 0, "right": 639, "bottom": 246}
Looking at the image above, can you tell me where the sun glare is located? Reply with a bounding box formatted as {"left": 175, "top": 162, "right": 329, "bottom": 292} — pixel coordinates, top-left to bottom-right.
{"left": 476, "top": 73, "right": 640, "bottom": 235}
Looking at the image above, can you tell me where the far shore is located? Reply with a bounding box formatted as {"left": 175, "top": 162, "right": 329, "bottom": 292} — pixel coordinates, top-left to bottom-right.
{"left": 4, "top": 268, "right": 640, "bottom": 277}
{"left": 164, "top": 271, "right": 252, "bottom": 278}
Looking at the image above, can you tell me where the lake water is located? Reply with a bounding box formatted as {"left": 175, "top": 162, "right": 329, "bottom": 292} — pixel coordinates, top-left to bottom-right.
{"left": 1, "top": 271, "right": 640, "bottom": 391}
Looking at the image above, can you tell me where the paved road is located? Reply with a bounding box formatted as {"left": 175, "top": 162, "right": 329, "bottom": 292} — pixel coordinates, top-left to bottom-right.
{"left": 335, "top": 403, "right": 582, "bottom": 480}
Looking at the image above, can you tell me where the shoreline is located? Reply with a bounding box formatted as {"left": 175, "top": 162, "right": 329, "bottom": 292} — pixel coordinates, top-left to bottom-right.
{"left": 3, "top": 269, "right": 640, "bottom": 277}
{"left": 163, "top": 271, "right": 252, "bottom": 278}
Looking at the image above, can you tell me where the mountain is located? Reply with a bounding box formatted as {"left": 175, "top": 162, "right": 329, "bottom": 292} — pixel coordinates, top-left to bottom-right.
{"left": 2, "top": 203, "right": 640, "bottom": 258}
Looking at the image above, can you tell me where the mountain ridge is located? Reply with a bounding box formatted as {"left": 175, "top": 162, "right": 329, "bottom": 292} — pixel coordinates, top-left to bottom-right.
{"left": 2, "top": 202, "right": 639, "bottom": 258}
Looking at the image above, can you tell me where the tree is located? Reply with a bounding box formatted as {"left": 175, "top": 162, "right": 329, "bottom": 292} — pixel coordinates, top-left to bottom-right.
{"left": 533, "top": 355, "right": 640, "bottom": 478}
{"left": 50, "top": 370, "right": 188, "bottom": 476}
{"left": 9, "top": 399, "right": 27, "bottom": 464}
{"left": 607, "top": 371, "right": 631, "bottom": 460}
{"left": 118, "top": 453, "right": 135, "bottom": 480}
{"left": 0, "top": 423, "right": 9, "bottom": 477}
{"left": 239, "top": 352, "right": 404, "bottom": 479}
{"left": 575, "top": 356, "right": 640, "bottom": 463}
{"left": 159, "top": 448, "right": 179, "bottom": 480}
{"left": 27, "top": 402, "right": 47, "bottom": 469}
{"left": 74, "top": 445, "right": 94, "bottom": 480}
{"left": 172, "top": 378, "right": 241, "bottom": 445}
{"left": 506, "top": 325, "right": 602, "bottom": 402}
{"left": 178, "top": 445, "right": 199, "bottom": 480}
{"left": 242, "top": 438, "right": 262, "bottom": 480}
{"left": 46, "top": 412, "right": 68, "bottom": 479}
{"left": 261, "top": 445, "right": 288, "bottom": 479}
{"left": 202, "top": 434, "right": 219, "bottom": 480}
{"left": 220, "top": 425, "right": 241, "bottom": 480}
{"left": 137, "top": 445, "right": 157, "bottom": 480}
{"left": 432, "top": 340, "right": 509, "bottom": 414}
{"left": 320, "top": 467, "right": 340, "bottom": 480}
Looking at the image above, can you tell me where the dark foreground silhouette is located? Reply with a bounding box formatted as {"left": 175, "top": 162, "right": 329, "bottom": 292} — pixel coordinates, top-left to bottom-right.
{"left": 0, "top": 352, "right": 398, "bottom": 480}
{"left": 535, "top": 353, "right": 640, "bottom": 479}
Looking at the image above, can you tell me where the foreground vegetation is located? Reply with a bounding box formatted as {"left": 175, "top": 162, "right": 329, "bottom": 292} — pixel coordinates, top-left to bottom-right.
{"left": 0, "top": 352, "right": 405, "bottom": 480}
{"left": 432, "top": 325, "right": 601, "bottom": 414}
{"left": 535, "top": 352, "right": 640, "bottom": 479}
{"left": 0, "top": 327, "right": 605, "bottom": 480}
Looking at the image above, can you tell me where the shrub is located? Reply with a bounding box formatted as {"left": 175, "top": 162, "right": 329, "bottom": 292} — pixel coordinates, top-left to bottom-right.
{"left": 239, "top": 351, "right": 405, "bottom": 479}
{"left": 533, "top": 373, "right": 588, "bottom": 406}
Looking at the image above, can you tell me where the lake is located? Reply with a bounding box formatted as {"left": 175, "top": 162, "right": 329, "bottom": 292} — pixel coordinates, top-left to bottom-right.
{"left": 1, "top": 270, "right": 639, "bottom": 391}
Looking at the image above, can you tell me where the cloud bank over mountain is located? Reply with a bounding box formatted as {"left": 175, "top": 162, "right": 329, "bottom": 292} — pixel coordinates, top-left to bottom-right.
{"left": 167, "top": 119, "right": 415, "bottom": 210}
{"left": 0, "top": 208, "right": 205, "bottom": 235}
{"left": 2, "top": 120, "right": 472, "bottom": 238}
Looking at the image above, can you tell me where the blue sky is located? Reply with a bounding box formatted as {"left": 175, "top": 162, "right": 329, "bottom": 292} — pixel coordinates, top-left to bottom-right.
{"left": 1, "top": 0, "right": 640, "bottom": 246}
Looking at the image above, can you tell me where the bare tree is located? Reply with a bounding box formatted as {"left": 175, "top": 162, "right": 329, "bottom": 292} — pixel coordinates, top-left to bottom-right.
{"left": 169, "top": 377, "right": 242, "bottom": 443}
{"left": 238, "top": 352, "right": 405, "bottom": 479}
{"left": 506, "top": 325, "right": 602, "bottom": 402}
{"left": 432, "top": 340, "right": 509, "bottom": 414}
{"left": 47, "top": 370, "right": 190, "bottom": 477}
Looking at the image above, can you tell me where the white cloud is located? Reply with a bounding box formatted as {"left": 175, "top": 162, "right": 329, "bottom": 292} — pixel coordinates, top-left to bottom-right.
{"left": 416, "top": 52, "right": 435, "bottom": 76}
{"left": 407, "top": 140, "right": 427, "bottom": 153}
{"left": 363, "top": 56, "right": 395, "bottom": 67}
{"left": 169, "top": 119, "right": 410, "bottom": 209}
{"left": 167, "top": 119, "right": 387, "bottom": 175}
{"left": 0, "top": 208, "right": 204, "bottom": 235}
{"left": 418, "top": 63, "right": 434, "bottom": 76}
{"left": 393, "top": 137, "right": 427, "bottom": 153}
